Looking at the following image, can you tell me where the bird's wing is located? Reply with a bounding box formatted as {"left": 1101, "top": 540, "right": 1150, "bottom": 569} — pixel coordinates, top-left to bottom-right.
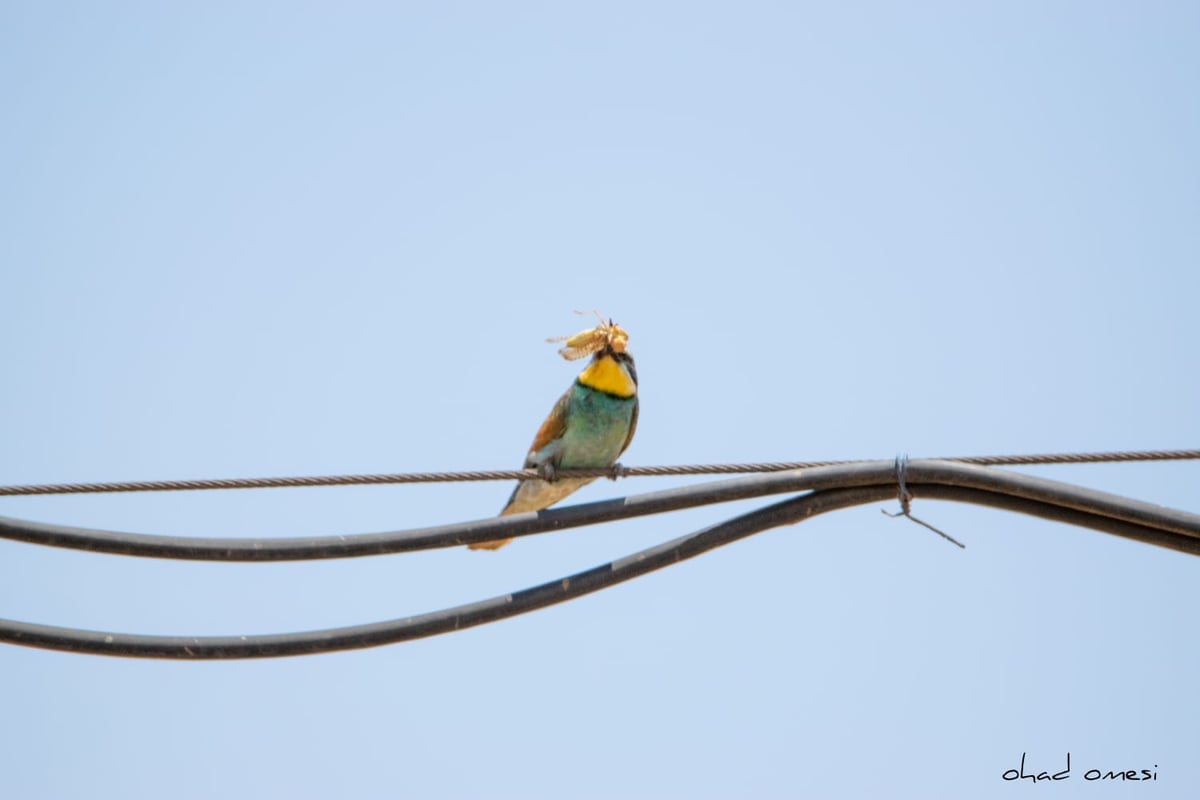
{"left": 523, "top": 389, "right": 571, "bottom": 468}
{"left": 618, "top": 396, "right": 639, "bottom": 457}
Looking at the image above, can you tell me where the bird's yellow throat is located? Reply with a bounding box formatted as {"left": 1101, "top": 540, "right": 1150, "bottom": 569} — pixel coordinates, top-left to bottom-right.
{"left": 577, "top": 354, "right": 636, "bottom": 398}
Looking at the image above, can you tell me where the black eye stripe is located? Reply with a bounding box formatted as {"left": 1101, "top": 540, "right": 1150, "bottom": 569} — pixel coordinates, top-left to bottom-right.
{"left": 617, "top": 352, "right": 638, "bottom": 386}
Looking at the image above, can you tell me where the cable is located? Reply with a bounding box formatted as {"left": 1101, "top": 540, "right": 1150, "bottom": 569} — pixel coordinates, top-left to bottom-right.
{"left": 2, "top": 460, "right": 1198, "bottom": 561}
{"left": 0, "top": 448, "right": 1196, "bottom": 497}
{"left": 1, "top": 474, "right": 1196, "bottom": 659}
{"left": 3, "top": 459, "right": 1197, "bottom": 659}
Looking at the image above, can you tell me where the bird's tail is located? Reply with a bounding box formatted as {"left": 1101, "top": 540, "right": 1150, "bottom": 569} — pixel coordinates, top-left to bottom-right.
{"left": 467, "top": 538, "right": 512, "bottom": 550}
{"left": 468, "top": 477, "right": 594, "bottom": 551}
{"left": 467, "top": 500, "right": 520, "bottom": 550}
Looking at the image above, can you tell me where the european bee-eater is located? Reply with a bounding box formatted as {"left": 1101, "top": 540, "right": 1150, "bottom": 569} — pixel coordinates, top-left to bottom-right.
{"left": 470, "top": 318, "right": 639, "bottom": 550}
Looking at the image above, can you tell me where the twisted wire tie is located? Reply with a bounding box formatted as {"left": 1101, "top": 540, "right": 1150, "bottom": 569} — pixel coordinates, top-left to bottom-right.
{"left": 882, "top": 454, "right": 966, "bottom": 548}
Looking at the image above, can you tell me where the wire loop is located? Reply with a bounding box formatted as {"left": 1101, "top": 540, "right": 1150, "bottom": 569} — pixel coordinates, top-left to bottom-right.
{"left": 882, "top": 454, "right": 965, "bottom": 548}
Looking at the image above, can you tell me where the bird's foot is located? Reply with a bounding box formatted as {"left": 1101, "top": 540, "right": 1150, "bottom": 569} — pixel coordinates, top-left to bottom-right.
{"left": 607, "top": 462, "right": 629, "bottom": 481}
{"left": 537, "top": 462, "right": 559, "bottom": 482}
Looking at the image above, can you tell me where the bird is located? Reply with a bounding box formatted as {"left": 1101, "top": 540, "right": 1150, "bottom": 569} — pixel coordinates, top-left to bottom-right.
{"left": 469, "top": 316, "right": 639, "bottom": 550}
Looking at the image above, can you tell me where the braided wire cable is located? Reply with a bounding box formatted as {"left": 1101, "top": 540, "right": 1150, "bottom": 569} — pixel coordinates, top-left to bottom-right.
{"left": 0, "top": 448, "right": 1196, "bottom": 497}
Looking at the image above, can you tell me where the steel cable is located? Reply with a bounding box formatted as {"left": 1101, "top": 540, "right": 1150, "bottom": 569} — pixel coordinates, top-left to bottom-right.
{"left": 0, "top": 448, "right": 1196, "bottom": 497}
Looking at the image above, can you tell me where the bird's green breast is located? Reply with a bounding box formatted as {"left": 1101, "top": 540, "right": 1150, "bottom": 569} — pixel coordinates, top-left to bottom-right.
{"left": 556, "top": 382, "right": 637, "bottom": 468}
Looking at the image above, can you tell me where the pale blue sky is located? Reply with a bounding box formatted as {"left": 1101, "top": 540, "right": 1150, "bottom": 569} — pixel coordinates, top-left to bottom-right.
{"left": 2, "top": 3, "right": 1198, "bottom": 798}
